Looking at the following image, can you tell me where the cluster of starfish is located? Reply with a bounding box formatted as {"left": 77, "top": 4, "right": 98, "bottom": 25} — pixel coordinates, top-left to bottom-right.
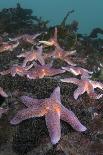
{"left": 0, "top": 27, "right": 103, "bottom": 145}
{"left": 0, "top": 28, "right": 77, "bottom": 79}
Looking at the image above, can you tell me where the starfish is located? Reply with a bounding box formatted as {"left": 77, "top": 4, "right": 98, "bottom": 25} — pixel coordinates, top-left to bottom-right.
{"left": 9, "top": 33, "right": 42, "bottom": 45}
{"left": 62, "top": 66, "right": 93, "bottom": 79}
{"left": 26, "top": 62, "right": 65, "bottom": 79}
{"left": 10, "top": 86, "right": 87, "bottom": 144}
{"left": 0, "top": 41, "right": 19, "bottom": 53}
{"left": 39, "top": 27, "right": 59, "bottom": 47}
{"left": 39, "top": 27, "right": 76, "bottom": 66}
{"left": 0, "top": 87, "right": 8, "bottom": 97}
{"left": 17, "top": 46, "right": 45, "bottom": 67}
{"left": 61, "top": 78, "right": 103, "bottom": 99}
{"left": 0, "top": 63, "right": 33, "bottom": 77}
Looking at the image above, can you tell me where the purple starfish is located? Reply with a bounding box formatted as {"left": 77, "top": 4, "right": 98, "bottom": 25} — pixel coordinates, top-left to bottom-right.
{"left": 61, "top": 78, "right": 103, "bottom": 99}
{"left": 0, "top": 63, "right": 33, "bottom": 77}
{"left": 39, "top": 27, "right": 76, "bottom": 66}
{"left": 17, "top": 46, "right": 45, "bottom": 67}
{"left": 9, "top": 33, "right": 42, "bottom": 44}
{"left": 26, "top": 62, "right": 65, "bottom": 79}
{"left": 10, "top": 87, "right": 87, "bottom": 144}
{"left": 62, "top": 66, "right": 93, "bottom": 79}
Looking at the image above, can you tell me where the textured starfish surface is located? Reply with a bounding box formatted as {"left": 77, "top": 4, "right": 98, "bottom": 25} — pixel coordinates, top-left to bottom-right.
{"left": 0, "top": 87, "right": 8, "bottom": 97}
{"left": 39, "top": 27, "right": 76, "bottom": 66}
{"left": 17, "top": 46, "right": 45, "bottom": 67}
{"left": 26, "top": 63, "right": 65, "bottom": 79}
{"left": 0, "top": 63, "right": 33, "bottom": 77}
{"left": 0, "top": 41, "right": 19, "bottom": 53}
{"left": 9, "top": 33, "right": 42, "bottom": 44}
{"left": 61, "top": 78, "right": 103, "bottom": 99}
{"left": 10, "top": 87, "right": 87, "bottom": 144}
{"left": 62, "top": 66, "right": 93, "bottom": 79}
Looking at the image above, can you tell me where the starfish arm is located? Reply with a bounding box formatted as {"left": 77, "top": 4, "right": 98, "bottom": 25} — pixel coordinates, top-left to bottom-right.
{"left": 82, "top": 68, "right": 93, "bottom": 74}
{"left": 45, "top": 110, "right": 61, "bottom": 144}
{"left": 10, "top": 106, "right": 47, "bottom": 125}
{"left": 22, "top": 59, "right": 29, "bottom": 67}
{"left": 0, "top": 69, "right": 11, "bottom": 75}
{"left": 39, "top": 41, "right": 53, "bottom": 46}
{"left": 81, "top": 72, "right": 92, "bottom": 79}
{"left": 19, "top": 96, "right": 45, "bottom": 108}
{"left": 10, "top": 68, "right": 17, "bottom": 77}
{"left": 24, "top": 63, "right": 34, "bottom": 71}
{"left": 62, "top": 66, "right": 79, "bottom": 75}
{"left": 26, "top": 71, "right": 38, "bottom": 79}
{"left": 32, "top": 33, "right": 42, "bottom": 40}
{"left": 60, "top": 78, "right": 80, "bottom": 85}
{"left": 73, "top": 86, "right": 86, "bottom": 99}
{"left": 52, "top": 27, "right": 58, "bottom": 43}
{"left": 61, "top": 66, "right": 70, "bottom": 71}
{"left": 0, "top": 87, "right": 8, "bottom": 97}
{"left": 50, "top": 86, "right": 61, "bottom": 103}
{"left": 64, "top": 50, "right": 76, "bottom": 57}
{"left": 64, "top": 58, "right": 76, "bottom": 66}
{"left": 48, "top": 68, "right": 65, "bottom": 76}
{"left": 17, "top": 51, "right": 30, "bottom": 58}
{"left": 61, "top": 106, "right": 87, "bottom": 132}
{"left": 90, "top": 80, "right": 103, "bottom": 90}
{"left": 12, "top": 41, "right": 19, "bottom": 49}
{"left": 37, "top": 55, "right": 45, "bottom": 65}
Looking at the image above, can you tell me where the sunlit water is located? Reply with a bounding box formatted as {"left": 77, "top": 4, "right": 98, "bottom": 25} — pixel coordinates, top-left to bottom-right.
{"left": 0, "top": 0, "right": 102, "bottom": 34}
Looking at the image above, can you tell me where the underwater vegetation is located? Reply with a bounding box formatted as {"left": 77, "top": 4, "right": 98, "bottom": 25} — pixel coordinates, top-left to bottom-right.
{"left": 0, "top": 3, "right": 103, "bottom": 155}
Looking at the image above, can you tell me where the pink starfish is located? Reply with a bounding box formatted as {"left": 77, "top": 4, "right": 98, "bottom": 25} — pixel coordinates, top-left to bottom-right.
{"left": 39, "top": 28, "right": 76, "bottom": 66}
{"left": 62, "top": 66, "right": 93, "bottom": 79}
{"left": 0, "top": 63, "right": 33, "bottom": 77}
{"left": 26, "top": 63, "right": 65, "bottom": 79}
{"left": 9, "top": 33, "right": 42, "bottom": 44}
{"left": 39, "top": 27, "right": 59, "bottom": 47}
{"left": 17, "top": 46, "right": 45, "bottom": 67}
{"left": 10, "top": 87, "right": 87, "bottom": 144}
{"left": 61, "top": 78, "right": 103, "bottom": 99}
{"left": 0, "top": 87, "right": 8, "bottom": 97}
{"left": 0, "top": 41, "right": 19, "bottom": 53}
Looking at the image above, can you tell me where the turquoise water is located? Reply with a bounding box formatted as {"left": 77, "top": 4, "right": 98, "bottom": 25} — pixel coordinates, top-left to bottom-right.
{"left": 0, "top": 0, "right": 102, "bottom": 34}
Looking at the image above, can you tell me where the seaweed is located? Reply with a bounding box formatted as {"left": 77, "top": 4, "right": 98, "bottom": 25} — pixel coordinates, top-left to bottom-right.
{"left": 0, "top": 3, "right": 103, "bottom": 155}
{"left": 0, "top": 3, "right": 49, "bottom": 34}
